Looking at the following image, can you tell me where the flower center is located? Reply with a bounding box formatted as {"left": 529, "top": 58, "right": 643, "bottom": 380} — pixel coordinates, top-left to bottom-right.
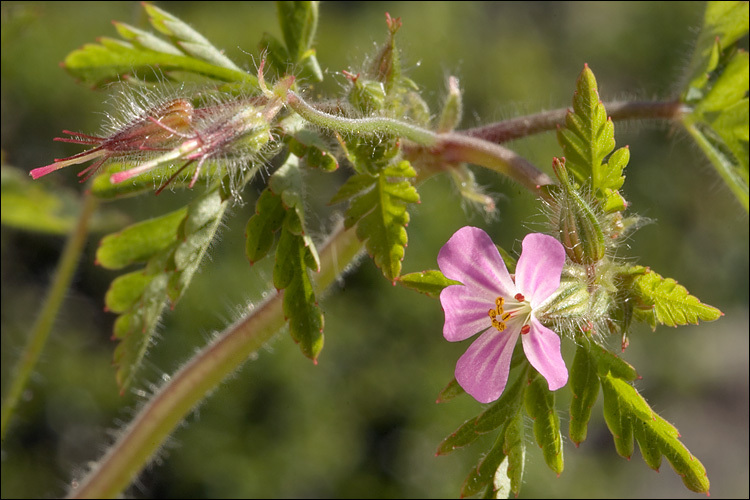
{"left": 488, "top": 293, "right": 532, "bottom": 333}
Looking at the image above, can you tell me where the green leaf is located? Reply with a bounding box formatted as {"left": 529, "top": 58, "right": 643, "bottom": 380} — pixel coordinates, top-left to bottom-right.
{"left": 588, "top": 344, "right": 639, "bottom": 381}
{"left": 334, "top": 160, "right": 420, "bottom": 281}
{"left": 287, "top": 130, "right": 339, "bottom": 171}
{"left": 436, "top": 373, "right": 526, "bottom": 455}
{"left": 396, "top": 270, "right": 460, "bottom": 298}
{"left": 503, "top": 410, "right": 526, "bottom": 497}
{"left": 557, "top": 65, "right": 627, "bottom": 213}
{"left": 599, "top": 374, "right": 710, "bottom": 493}
{"left": 460, "top": 431, "right": 508, "bottom": 499}
{"left": 276, "top": 1, "right": 318, "bottom": 61}
{"left": 436, "top": 377, "right": 465, "bottom": 403}
{"left": 1, "top": 165, "right": 125, "bottom": 234}
{"left": 142, "top": 2, "right": 243, "bottom": 72}
{"left": 245, "top": 188, "right": 286, "bottom": 264}
{"left": 524, "top": 374, "right": 563, "bottom": 474}
{"left": 96, "top": 207, "right": 187, "bottom": 270}
{"left": 64, "top": 37, "right": 255, "bottom": 88}
{"left": 569, "top": 341, "right": 600, "bottom": 446}
{"left": 629, "top": 267, "right": 723, "bottom": 330}
{"left": 101, "top": 186, "right": 229, "bottom": 392}
{"left": 683, "top": 1, "right": 749, "bottom": 100}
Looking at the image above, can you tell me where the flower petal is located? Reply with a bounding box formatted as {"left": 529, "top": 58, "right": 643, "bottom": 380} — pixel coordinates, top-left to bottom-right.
{"left": 522, "top": 318, "right": 568, "bottom": 391}
{"left": 515, "top": 233, "right": 566, "bottom": 306}
{"left": 440, "top": 284, "right": 495, "bottom": 342}
{"left": 455, "top": 327, "right": 520, "bottom": 403}
{"left": 438, "top": 226, "right": 516, "bottom": 299}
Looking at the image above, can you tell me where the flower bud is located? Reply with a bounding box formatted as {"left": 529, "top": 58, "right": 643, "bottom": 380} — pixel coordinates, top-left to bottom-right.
{"left": 551, "top": 158, "right": 606, "bottom": 266}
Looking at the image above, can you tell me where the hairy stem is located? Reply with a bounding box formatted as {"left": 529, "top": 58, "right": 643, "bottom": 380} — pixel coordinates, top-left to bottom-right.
{"left": 461, "top": 100, "right": 685, "bottom": 144}
{"left": 67, "top": 223, "right": 363, "bottom": 499}
{"left": 1, "top": 191, "right": 98, "bottom": 439}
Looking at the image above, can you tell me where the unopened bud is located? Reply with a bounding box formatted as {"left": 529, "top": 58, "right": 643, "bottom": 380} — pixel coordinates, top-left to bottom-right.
{"left": 551, "top": 158, "right": 606, "bottom": 266}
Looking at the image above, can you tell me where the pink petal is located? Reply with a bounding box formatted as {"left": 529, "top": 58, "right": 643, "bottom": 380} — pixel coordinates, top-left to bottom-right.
{"left": 515, "top": 233, "right": 566, "bottom": 306}
{"left": 455, "top": 326, "right": 520, "bottom": 403}
{"left": 440, "top": 284, "right": 495, "bottom": 342}
{"left": 522, "top": 318, "right": 568, "bottom": 391}
{"left": 438, "top": 227, "right": 515, "bottom": 298}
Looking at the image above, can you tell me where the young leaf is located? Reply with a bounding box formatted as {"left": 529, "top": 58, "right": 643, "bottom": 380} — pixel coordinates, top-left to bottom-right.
{"left": 557, "top": 65, "right": 627, "bottom": 212}
{"left": 599, "top": 374, "right": 710, "bottom": 494}
{"left": 525, "top": 374, "right": 563, "bottom": 474}
{"left": 569, "top": 341, "right": 600, "bottom": 446}
{"left": 396, "top": 270, "right": 460, "bottom": 298}
{"left": 628, "top": 266, "right": 723, "bottom": 330}
{"left": 332, "top": 160, "right": 420, "bottom": 281}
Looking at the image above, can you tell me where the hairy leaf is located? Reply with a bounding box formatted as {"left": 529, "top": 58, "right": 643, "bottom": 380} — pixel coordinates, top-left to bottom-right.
{"left": 599, "top": 374, "right": 710, "bottom": 493}
{"left": 396, "top": 270, "right": 460, "bottom": 298}
{"left": 435, "top": 377, "right": 465, "bottom": 403}
{"left": 333, "top": 160, "right": 419, "bottom": 281}
{"left": 245, "top": 189, "right": 286, "bottom": 264}
{"left": 460, "top": 431, "right": 508, "bottom": 499}
{"left": 683, "top": 1, "right": 749, "bottom": 102}
{"left": 557, "top": 65, "right": 627, "bottom": 212}
{"left": 525, "top": 374, "right": 563, "bottom": 474}
{"left": 99, "top": 187, "right": 228, "bottom": 392}
{"left": 142, "top": 3, "right": 243, "bottom": 72}
{"left": 569, "top": 341, "right": 600, "bottom": 446}
{"left": 436, "top": 373, "right": 526, "bottom": 455}
{"left": 628, "top": 267, "right": 723, "bottom": 330}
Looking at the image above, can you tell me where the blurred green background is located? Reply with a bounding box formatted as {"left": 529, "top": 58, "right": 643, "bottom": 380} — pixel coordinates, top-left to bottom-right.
{"left": 1, "top": 2, "right": 747, "bottom": 498}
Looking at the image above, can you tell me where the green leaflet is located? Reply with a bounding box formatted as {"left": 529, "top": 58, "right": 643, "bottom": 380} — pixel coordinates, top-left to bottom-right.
{"left": 435, "top": 377, "right": 465, "bottom": 403}
{"left": 599, "top": 374, "right": 710, "bottom": 493}
{"left": 275, "top": 1, "right": 322, "bottom": 82}
{"left": 682, "top": 1, "right": 749, "bottom": 103}
{"left": 245, "top": 156, "right": 324, "bottom": 361}
{"left": 436, "top": 371, "right": 526, "bottom": 455}
{"left": 142, "top": 3, "right": 243, "bottom": 72}
{"left": 396, "top": 270, "right": 460, "bottom": 298}
{"left": 331, "top": 160, "right": 419, "bottom": 281}
{"left": 502, "top": 409, "right": 526, "bottom": 497}
{"left": 568, "top": 341, "right": 599, "bottom": 446}
{"left": 64, "top": 4, "right": 254, "bottom": 87}
{"left": 460, "top": 431, "right": 508, "bottom": 499}
{"left": 98, "top": 187, "right": 228, "bottom": 392}
{"left": 287, "top": 130, "right": 339, "bottom": 172}
{"left": 680, "top": 2, "right": 749, "bottom": 211}
{"left": 626, "top": 266, "right": 723, "bottom": 330}
{"left": 525, "top": 374, "right": 563, "bottom": 475}
{"left": 557, "top": 65, "right": 628, "bottom": 213}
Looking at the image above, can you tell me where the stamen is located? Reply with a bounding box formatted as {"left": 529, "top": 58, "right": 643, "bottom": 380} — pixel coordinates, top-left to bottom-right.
{"left": 514, "top": 293, "right": 525, "bottom": 302}
{"left": 521, "top": 325, "right": 531, "bottom": 335}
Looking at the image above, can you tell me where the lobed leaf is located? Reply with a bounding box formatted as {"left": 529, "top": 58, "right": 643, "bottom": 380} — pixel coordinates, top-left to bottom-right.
{"left": 245, "top": 188, "right": 286, "bottom": 264}
{"left": 100, "top": 187, "right": 229, "bottom": 392}
{"left": 435, "top": 377, "right": 465, "bottom": 403}
{"left": 334, "top": 160, "right": 419, "bottom": 281}
{"left": 460, "top": 432, "right": 508, "bottom": 499}
{"left": 683, "top": 1, "right": 749, "bottom": 102}
{"left": 524, "top": 374, "right": 563, "bottom": 475}
{"left": 557, "top": 65, "right": 627, "bottom": 213}
{"left": 503, "top": 410, "right": 526, "bottom": 497}
{"left": 142, "top": 2, "right": 243, "bottom": 72}
{"left": 629, "top": 267, "right": 723, "bottom": 330}
{"left": 436, "top": 373, "right": 526, "bottom": 455}
{"left": 599, "top": 373, "right": 710, "bottom": 493}
{"left": 569, "top": 341, "right": 600, "bottom": 446}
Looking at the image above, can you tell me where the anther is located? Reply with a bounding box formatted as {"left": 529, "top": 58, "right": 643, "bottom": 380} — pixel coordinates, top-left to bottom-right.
{"left": 514, "top": 293, "right": 525, "bottom": 302}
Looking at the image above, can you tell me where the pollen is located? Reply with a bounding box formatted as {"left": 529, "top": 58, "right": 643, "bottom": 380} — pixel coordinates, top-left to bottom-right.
{"left": 489, "top": 295, "right": 510, "bottom": 332}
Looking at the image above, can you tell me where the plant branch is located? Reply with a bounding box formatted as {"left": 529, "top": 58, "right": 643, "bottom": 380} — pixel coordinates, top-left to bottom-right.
{"left": 66, "top": 223, "right": 364, "bottom": 499}
{"left": 461, "top": 100, "right": 685, "bottom": 144}
{"left": 1, "top": 191, "right": 98, "bottom": 439}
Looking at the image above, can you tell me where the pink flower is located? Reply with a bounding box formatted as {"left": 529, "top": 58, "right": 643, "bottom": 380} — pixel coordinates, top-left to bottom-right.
{"left": 438, "top": 226, "right": 568, "bottom": 403}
